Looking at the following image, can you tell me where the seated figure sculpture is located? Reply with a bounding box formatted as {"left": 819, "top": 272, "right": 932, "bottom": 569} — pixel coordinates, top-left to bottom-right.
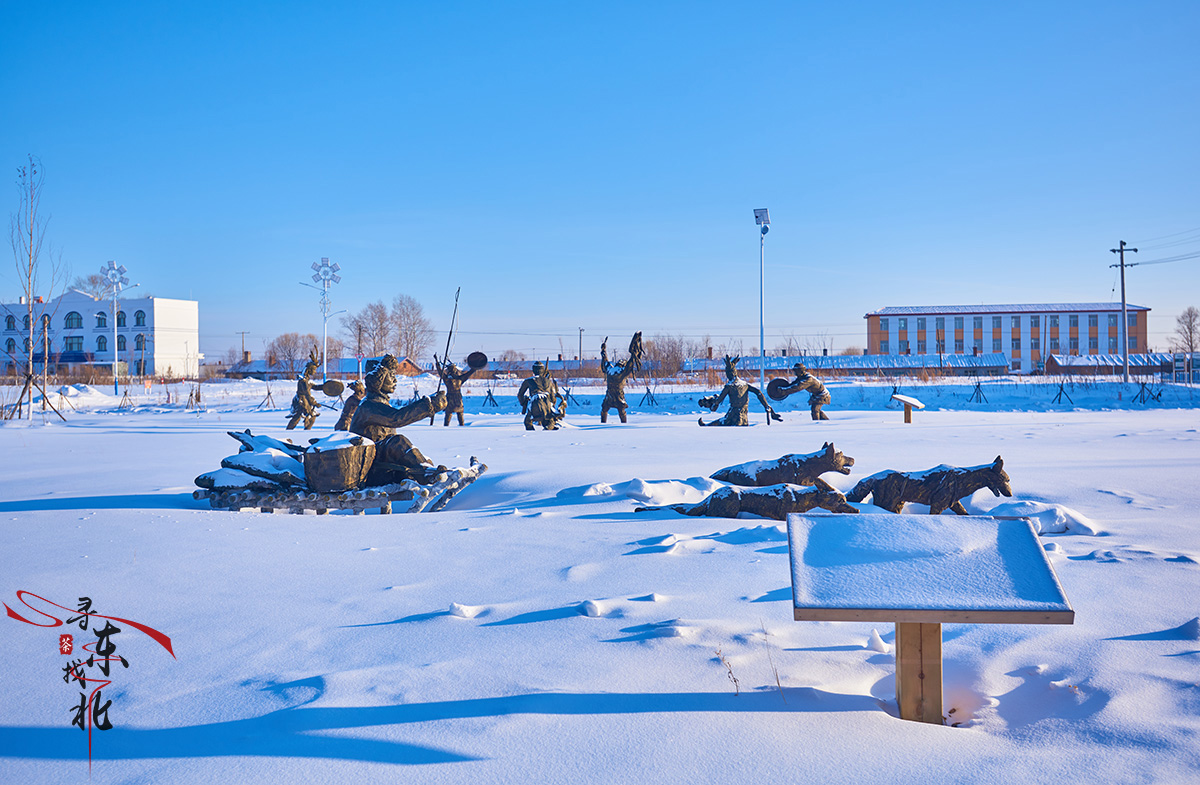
{"left": 698, "top": 355, "right": 781, "bottom": 426}
{"left": 518, "top": 361, "right": 566, "bottom": 430}
{"left": 600, "top": 332, "right": 643, "bottom": 424}
{"left": 349, "top": 355, "right": 448, "bottom": 484}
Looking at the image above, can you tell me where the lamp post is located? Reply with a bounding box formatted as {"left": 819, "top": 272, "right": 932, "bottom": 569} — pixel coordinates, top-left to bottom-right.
{"left": 101, "top": 261, "right": 130, "bottom": 395}
{"left": 301, "top": 257, "right": 341, "bottom": 380}
{"left": 754, "top": 208, "right": 771, "bottom": 391}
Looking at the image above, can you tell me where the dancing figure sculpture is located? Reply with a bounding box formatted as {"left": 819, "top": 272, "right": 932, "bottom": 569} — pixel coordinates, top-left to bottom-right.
{"left": 286, "top": 348, "right": 321, "bottom": 430}
{"left": 435, "top": 355, "right": 479, "bottom": 426}
{"left": 770, "top": 362, "right": 831, "bottom": 420}
{"left": 600, "top": 332, "right": 643, "bottom": 424}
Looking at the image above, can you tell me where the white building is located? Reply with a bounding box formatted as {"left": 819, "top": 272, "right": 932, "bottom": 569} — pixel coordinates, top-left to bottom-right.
{"left": 2, "top": 289, "right": 200, "bottom": 378}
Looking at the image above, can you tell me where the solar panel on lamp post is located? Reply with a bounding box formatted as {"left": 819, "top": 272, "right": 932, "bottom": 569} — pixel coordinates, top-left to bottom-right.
{"left": 754, "top": 208, "right": 771, "bottom": 392}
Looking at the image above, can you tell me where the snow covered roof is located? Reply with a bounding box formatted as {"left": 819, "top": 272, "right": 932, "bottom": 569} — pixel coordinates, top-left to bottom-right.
{"left": 1046, "top": 353, "right": 1173, "bottom": 368}
{"left": 865, "top": 303, "right": 1150, "bottom": 317}
{"left": 683, "top": 353, "right": 1010, "bottom": 372}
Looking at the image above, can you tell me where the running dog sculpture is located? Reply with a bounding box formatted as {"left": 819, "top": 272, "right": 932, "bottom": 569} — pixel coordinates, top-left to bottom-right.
{"left": 845, "top": 456, "right": 1012, "bottom": 515}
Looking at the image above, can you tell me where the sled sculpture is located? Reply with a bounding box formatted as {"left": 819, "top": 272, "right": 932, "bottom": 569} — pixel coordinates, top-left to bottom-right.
{"left": 635, "top": 478, "right": 857, "bottom": 520}
{"left": 193, "top": 429, "right": 486, "bottom": 514}
{"left": 710, "top": 443, "right": 854, "bottom": 487}
{"left": 845, "top": 456, "right": 1011, "bottom": 515}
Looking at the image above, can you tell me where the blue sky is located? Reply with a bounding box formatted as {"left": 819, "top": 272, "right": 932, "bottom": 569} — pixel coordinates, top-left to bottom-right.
{"left": 3, "top": 1, "right": 1198, "bottom": 361}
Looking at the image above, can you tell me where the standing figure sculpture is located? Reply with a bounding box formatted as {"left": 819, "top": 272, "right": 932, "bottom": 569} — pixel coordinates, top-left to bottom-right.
{"left": 698, "top": 355, "right": 782, "bottom": 427}
{"left": 349, "top": 354, "right": 448, "bottom": 484}
{"left": 600, "top": 332, "right": 644, "bottom": 424}
{"left": 517, "top": 361, "right": 566, "bottom": 430}
{"left": 777, "top": 362, "right": 832, "bottom": 420}
{"left": 334, "top": 379, "right": 366, "bottom": 431}
{"left": 435, "top": 355, "right": 478, "bottom": 426}
{"left": 286, "top": 349, "right": 321, "bottom": 431}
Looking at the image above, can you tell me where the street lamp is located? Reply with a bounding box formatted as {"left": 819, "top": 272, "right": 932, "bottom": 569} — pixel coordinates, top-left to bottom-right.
{"left": 300, "top": 257, "right": 341, "bottom": 380}
{"left": 754, "top": 208, "right": 771, "bottom": 392}
{"left": 101, "top": 260, "right": 130, "bottom": 395}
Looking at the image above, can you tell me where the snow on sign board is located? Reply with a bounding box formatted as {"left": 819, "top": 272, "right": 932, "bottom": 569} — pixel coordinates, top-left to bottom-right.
{"left": 787, "top": 513, "right": 1074, "bottom": 623}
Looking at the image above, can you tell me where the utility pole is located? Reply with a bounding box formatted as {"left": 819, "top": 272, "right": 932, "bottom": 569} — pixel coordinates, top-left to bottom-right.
{"left": 236, "top": 331, "right": 250, "bottom": 360}
{"left": 1109, "top": 240, "right": 1138, "bottom": 383}
{"left": 578, "top": 327, "right": 584, "bottom": 373}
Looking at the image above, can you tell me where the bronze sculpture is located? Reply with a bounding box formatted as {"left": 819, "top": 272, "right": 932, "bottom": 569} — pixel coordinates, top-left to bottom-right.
{"left": 769, "top": 362, "right": 832, "bottom": 420}
{"left": 636, "top": 478, "right": 857, "bottom": 520}
{"left": 285, "top": 349, "right": 321, "bottom": 430}
{"left": 698, "top": 355, "right": 781, "bottom": 426}
{"left": 435, "top": 355, "right": 478, "bottom": 426}
{"left": 710, "top": 443, "right": 855, "bottom": 486}
{"left": 334, "top": 379, "right": 366, "bottom": 431}
{"left": 349, "top": 354, "right": 448, "bottom": 484}
{"left": 517, "top": 361, "right": 566, "bottom": 430}
{"left": 600, "top": 332, "right": 644, "bottom": 423}
{"left": 845, "top": 456, "right": 1012, "bottom": 515}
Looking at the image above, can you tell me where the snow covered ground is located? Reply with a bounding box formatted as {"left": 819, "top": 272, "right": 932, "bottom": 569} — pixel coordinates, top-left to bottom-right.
{"left": 2, "top": 378, "right": 1199, "bottom": 783}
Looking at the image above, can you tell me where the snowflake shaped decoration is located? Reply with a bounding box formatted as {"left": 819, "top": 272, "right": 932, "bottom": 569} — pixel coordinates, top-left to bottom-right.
{"left": 311, "top": 257, "right": 341, "bottom": 287}
{"left": 101, "top": 260, "right": 129, "bottom": 292}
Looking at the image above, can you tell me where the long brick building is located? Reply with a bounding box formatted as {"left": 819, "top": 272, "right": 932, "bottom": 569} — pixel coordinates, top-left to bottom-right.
{"left": 863, "top": 303, "right": 1150, "bottom": 374}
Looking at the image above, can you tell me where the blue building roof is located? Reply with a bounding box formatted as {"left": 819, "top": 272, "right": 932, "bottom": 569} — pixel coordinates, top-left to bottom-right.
{"left": 865, "top": 303, "right": 1150, "bottom": 317}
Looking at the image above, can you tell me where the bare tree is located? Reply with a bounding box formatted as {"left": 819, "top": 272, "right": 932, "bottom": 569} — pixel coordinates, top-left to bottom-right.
{"left": 391, "top": 294, "right": 434, "bottom": 360}
{"left": 341, "top": 301, "right": 392, "bottom": 357}
{"left": 70, "top": 272, "right": 109, "bottom": 299}
{"left": 495, "top": 349, "right": 526, "bottom": 373}
{"left": 1172, "top": 306, "right": 1199, "bottom": 354}
{"left": 9, "top": 156, "right": 65, "bottom": 419}
{"left": 839, "top": 345, "right": 864, "bottom": 356}
{"left": 644, "top": 333, "right": 686, "bottom": 377}
{"left": 265, "top": 332, "right": 318, "bottom": 373}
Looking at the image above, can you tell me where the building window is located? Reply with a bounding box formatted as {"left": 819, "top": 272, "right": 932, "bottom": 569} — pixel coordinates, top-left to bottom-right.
{"left": 935, "top": 339, "right": 946, "bottom": 353}
{"left": 1128, "top": 313, "right": 1138, "bottom": 326}
{"left": 917, "top": 340, "right": 926, "bottom": 353}
{"left": 64, "top": 336, "right": 83, "bottom": 352}
{"left": 993, "top": 338, "right": 1002, "bottom": 351}
{"left": 96, "top": 312, "right": 107, "bottom": 328}
{"left": 1129, "top": 337, "right": 1138, "bottom": 350}
{"left": 1049, "top": 337, "right": 1059, "bottom": 352}
{"left": 935, "top": 317, "right": 945, "bottom": 331}
{"left": 24, "top": 315, "right": 31, "bottom": 330}
{"left": 1069, "top": 315, "right": 1078, "bottom": 328}
{"left": 24, "top": 337, "right": 32, "bottom": 351}
{"left": 1011, "top": 316, "right": 1021, "bottom": 329}
{"left": 879, "top": 340, "right": 889, "bottom": 353}
{"left": 65, "top": 311, "right": 83, "bottom": 329}
{"left": 1069, "top": 337, "right": 1079, "bottom": 353}
{"left": 1049, "top": 315, "right": 1059, "bottom": 328}
{"left": 954, "top": 338, "right": 964, "bottom": 353}
{"left": 1012, "top": 337, "right": 1021, "bottom": 350}
{"left": 973, "top": 339, "right": 982, "bottom": 353}
{"left": 1012, "top": 360, "right": 1021, "bottom": 371}
{"left": 956, "top": 317, "right": 965, "bottom": 330}
{"left": 916, "top": 317, "right": 926, "bottom": 331}
{"left": 4, "top": 338, "right": 14, "bottom": 354}
{"left": 992, "top": 316, "right": 1002, "bottom": 329}
{"left": 898, "top": 318, "right": 908, "bottom": 331}
{"left": 1088, "top": 314, "right": 1098, "bottom": 328}
{"left": 879, "top": 318, "right": 889, "bottom": 331}
{"left": 1031, "top": 337, "right": 1040, "bottom": 350}
{"left": 1031, "top": 315, "right": 1040, "bottom": 328}
{"left": 134, "top": 333, "right": 145, "bottom": 351}
{"left": 972, "top": 316, "right": 981, "bottom": 330}
{"left": 1108, "top": 314, "right": 1118, "bottom": 327}
{"left": 4, "top": 315, "right": 14, "bottom": 331}
{"left": 117, "top": 335, "right": 126, "bottom": 351}
{"left": 117, "top": 310, "right": 126, "bottom": 328}
{"left": 1089, "top": 337, "right": 1098, "bottom": 351}
{"left": 898, "top": 340, "right": 910, "bottom": 354}
{"left": 134, "top": 310, "right": 146, "bottom": 327}
{"left": 97, "top": 335, "right": 107, "bottom": 352}
{"left": 1108, "top": 337, "right": 1118, "bottom": 352}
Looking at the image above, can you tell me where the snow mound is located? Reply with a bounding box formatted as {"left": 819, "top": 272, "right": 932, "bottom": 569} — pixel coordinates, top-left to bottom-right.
{"left": 985, "top": 500, "right": 1100, "bottom": 535}
{"left": 610, "top": 477, "right": 723, "bottom": 506}
{"left": 449, "top": 602, "right": 484, "bottom": 619}
{"left": 867, "top": 628, "right": 890, "bottom": 653}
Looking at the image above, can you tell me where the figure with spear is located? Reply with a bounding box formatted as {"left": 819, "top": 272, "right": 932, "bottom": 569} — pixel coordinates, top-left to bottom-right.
{"left": 600, "top": 331, "right": 644, "bottom": 424}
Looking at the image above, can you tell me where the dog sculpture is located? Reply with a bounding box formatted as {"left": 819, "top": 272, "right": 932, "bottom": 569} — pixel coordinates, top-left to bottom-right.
{"left": 709, "top": 442, "right": 854, "bottom": 487}
{"left": 845, "top": 456, "right": 1012, "bottom": 515}
{"left": 636, "top": 478, "right": 857, "bottom": 520}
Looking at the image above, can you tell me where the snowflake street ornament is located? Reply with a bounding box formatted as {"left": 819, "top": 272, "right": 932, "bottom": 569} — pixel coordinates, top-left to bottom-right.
{"left": 102, "top": 260, "right": 129, "bottom": 292}
{"left": 304, "top": 257, "right": 341, "bottom": 381}
{"left": 312, "top": 257, "right": 341, "bottom": 286}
